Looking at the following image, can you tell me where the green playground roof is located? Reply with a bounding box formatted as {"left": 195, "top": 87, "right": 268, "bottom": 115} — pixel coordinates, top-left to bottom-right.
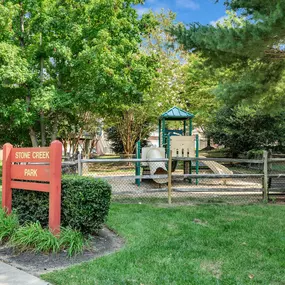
{"left": 159, "top": 106, "right": 194, "bottom": 121}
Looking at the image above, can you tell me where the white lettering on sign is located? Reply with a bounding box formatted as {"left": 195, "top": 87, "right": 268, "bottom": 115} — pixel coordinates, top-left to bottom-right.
{"left": 32, "top": 152, "right": 49, "bottom": 159}
{"left": 24, "top": 169, "right": 38, "bottom": 177}
{"left": 15, "top": 152, "right": 31, "bottom": 159}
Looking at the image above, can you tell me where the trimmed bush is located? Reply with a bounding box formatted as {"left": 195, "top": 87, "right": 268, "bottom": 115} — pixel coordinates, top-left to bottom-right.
{"left": 12, "top": 176, "right": 112, "bottom": 235}
{"left": 61, "top": 176, "right": 112, "bottom": 234}
{"left": 12, "top": 190, "right": 49, "bottom": 226}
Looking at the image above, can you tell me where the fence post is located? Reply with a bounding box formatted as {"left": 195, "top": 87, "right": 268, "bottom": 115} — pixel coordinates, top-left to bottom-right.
{"left": 135, "top": 141, "right": 141, "bottom": 186}
{"left": 268, "top": 149, "right": 272, "bottom": 172}
{"left": 195, "top": 134, "right": 199, "bottom": 185}
{"left": 168, "top": 151, "right": 172, "bottom": 205}
{"left": 263, "top": 150, "right": 269, "bottom": 202}
{"left": 78, "top": 152, "right": 82, "bottom": 176}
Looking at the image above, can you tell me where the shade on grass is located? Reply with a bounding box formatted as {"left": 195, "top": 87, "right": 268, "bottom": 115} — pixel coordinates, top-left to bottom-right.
{"left": 43, "top": 204, "right": 285, "bottom": 284}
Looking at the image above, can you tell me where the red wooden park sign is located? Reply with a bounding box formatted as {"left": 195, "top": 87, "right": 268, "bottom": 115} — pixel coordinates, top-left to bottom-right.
{"left": 2, "top": 141, "right": 62, "bottom": 235}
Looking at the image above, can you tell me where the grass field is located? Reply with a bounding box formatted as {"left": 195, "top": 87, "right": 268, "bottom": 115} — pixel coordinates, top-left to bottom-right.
{"left": 43, "top": 203, "right": 285, "bottom": 285}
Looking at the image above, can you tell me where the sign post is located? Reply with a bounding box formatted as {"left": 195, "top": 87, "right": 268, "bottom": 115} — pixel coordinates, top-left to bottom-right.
{"left": 2, "top": 143, "right": 13, "bottom": 214}
{"left": 2, "top": 141, "right": 62, "bottom": 236}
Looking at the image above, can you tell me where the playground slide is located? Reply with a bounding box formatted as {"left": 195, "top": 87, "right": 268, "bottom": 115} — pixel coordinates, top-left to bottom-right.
{"left": 200, "top": 156, "right": 233, "bottom": 175}
{"left": 146, "top": 148, "right": 168, "bottom": 184}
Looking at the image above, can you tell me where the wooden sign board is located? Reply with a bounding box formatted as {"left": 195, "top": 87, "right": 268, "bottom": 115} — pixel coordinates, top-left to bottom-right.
{"left": 2, "top": 141, "right": 62, "bottom": 236}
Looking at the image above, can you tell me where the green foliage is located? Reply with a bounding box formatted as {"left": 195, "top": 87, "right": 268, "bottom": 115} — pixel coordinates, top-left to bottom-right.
{"left": 172, "top": 2, "right": 285, "bottom": 61}
{"left": 184, "top": 54, "right": 223, "bottom": 127}
{"left": 106, "top": 127, "right": 125, "bottom": 154}
{"left": 0, "top": 0, "right": 157, "bottom": 146}
{"left": 12, "top": 190, "right": 49, "bottom": 226}
{"left": 12, "top": 176, "right": 112, "bottom": 235}
{"left": 10, "top": 222, "right": 85, "bottom": 256}
{"left": 143, "top": 11, "right": 190, "bottom": 115}
{"left": 0, "top": 42, "right": 31, "bottom": 84}
{"left": 140, "top": 12, "right": 221, "bottom": 130}
{"left": 0, "top": 208, "right": 85, "bottom": 256}
{"left": 11, "top": 222, "right": 60, "bottom": 253}
{"left": 106, "top": 126, "right": 149, "bottom": 154}
{"left": 213, "top": 60, "right": 285, "bottom": 110}
{"left": 0, "top": 208, "right": 19, "bottom": 242}
{"left": 171, "top": 1, "right": 285, "bottom": 110}
{"left": 208, "top": 105, "right": 285, "bottom": 157}
{"left": 59, "top": 227, "right": 87, "bottom": 257}
{"left": 61, "top": 176, "right": 112, "bottom": 235}
{"left": 106, "top": 104, "right": 155, "bottom": 155}
{"left": 246, "top": 149, "right": 264, "bottom": 159}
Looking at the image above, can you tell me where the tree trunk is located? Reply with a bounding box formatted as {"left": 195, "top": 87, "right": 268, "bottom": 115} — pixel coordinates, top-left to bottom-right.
{"left": 73, "top": 129, "right": 83, "bottom": 156}
{"left": 39, "top": 33, "right": 46, "bottom": 146}
{"left": 207, "top": 136, "right": 211, "bottom": 148}
{"left": 63, "top": 140, "right": 67, "bottom": 157}
{"left": 29, "top": 128, "right": 38, "bottom": 147}
{"left": 19, "top": 2, "right": 25, "bottom": 47}
{"left": 125, "top": 110, "right": 133, "bottom": 157}
{"left": 40, "top": 111, "right": 46, "bottom": 146}
{"left": 51, "top": 118, "right": 58, "bottom": 141}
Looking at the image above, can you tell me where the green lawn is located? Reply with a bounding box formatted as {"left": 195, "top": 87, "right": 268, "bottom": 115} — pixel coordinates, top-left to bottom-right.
{"left": 43, "top": 204, "right": 285, "bottom": 285}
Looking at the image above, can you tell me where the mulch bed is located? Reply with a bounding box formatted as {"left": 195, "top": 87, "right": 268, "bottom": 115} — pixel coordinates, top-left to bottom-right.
{"left": 0, "top": 227, "right": 124, "bottom": 277}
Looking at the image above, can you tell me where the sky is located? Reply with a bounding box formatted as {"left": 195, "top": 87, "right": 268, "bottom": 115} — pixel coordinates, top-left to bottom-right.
{"left": 135, "top": 0, "right": 227, "bottom": 25}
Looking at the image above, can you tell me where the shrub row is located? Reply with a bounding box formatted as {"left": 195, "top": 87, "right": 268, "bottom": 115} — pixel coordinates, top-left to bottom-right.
{"left": 12, "top": 176, "right": 112, "bottom": 235}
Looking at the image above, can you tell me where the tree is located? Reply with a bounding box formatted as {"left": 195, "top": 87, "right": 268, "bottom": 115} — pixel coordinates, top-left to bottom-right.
{"left": 106, "top": 124, "right": 149, "bottom": 154}
{"left": 58, "top": 111, "right": 102, "bottom": 158}
{"left": 172, "top": 2, "right": 285, "bottom": 62}
{"left": 0, "top": 0, "right": 157, "bottom": 147}
{"left": 209, "top": 105, "right": 285, "bottom": 157}
{"left": 142, "top": 11, "right": 190, "bottom": 114}
{"left": 184, "top": 54, "right": 227, "bottom": 128}
{"left": 106, "top": 127, "right": 125, "bottom": 154}
{"left": 171, "top": 1, "right": 285, "bottom": 110}
{"left": 142, "top": 12, "right": 222, "bottom": 130}
{"left": 105, "top": 102, "right": 156, "bottom": 156}
{"left": 105, "top": 11, "right": 194, "bottom": 156}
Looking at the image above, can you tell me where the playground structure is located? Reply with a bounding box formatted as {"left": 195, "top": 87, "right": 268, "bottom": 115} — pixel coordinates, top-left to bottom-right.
{"left": 135, "top": 107, "right": 233, "bottom": 186}
{"left": 76, "top": 106, "right": 275, "bottom": 203}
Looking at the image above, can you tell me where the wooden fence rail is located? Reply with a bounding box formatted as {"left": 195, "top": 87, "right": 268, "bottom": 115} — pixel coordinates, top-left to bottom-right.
{"left": 76, "top": 151, "right": 285, "bottom": 204}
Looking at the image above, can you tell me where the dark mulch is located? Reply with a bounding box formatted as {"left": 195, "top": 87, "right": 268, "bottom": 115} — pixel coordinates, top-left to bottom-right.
{"left": 0, "top": 227, "right": 123, "bottom": 277}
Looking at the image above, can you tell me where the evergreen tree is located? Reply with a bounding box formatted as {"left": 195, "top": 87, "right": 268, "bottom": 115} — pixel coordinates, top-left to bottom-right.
{"left": 171, "top": 1, "right": 285, "bottom": 110}
{"left": 209, "top": 105, "right": 285, "bottom": 157}
{"left": 172, "top": 1, "right": 285, "bottom": 62}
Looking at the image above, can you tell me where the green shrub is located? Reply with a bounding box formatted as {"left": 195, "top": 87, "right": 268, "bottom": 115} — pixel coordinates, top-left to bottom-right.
{"left": 10, "top": 222, "right": 85, "bottom": 256}
{"left": 247, "top": 149, "right": 264, "bottom": 159}
{"left": 0, "top": 208, "right": 19, "bottom": 242}
{"left": 12, "top": 190, "right": 49, "bottom": 226}
{"left": 12, "top": 176, "right": 112, "bottom": 235}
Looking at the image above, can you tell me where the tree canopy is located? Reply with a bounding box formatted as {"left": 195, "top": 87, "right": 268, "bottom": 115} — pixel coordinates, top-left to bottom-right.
{"left": 0, "top": 0, "right": 157, "bottom": 147}
{"left": 209, "top": 104, "right": 285, "bottom": 157}
{"left": 171, "top": 0, "right": 285, "bottom": 110}
{"left": 172, "top": 1, "right": 285, "bottom": 62}
{"left": 1, "top": 1, "right": 284, "bottom": 156}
